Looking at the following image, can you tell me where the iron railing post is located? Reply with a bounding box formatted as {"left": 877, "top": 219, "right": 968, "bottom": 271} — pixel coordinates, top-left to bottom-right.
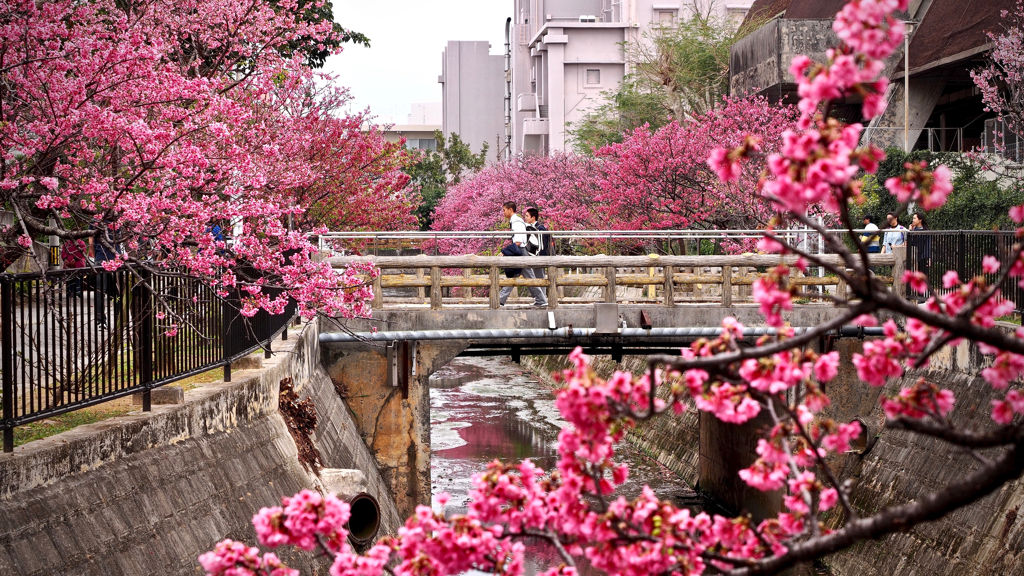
{"left": 139, "top": 270, "right": 153, "bottom": 412}
{"left": 958, "top": 231, "right": 966, "bottom": 278}
{"left": 2, "top": 279, "right": 14, "bottom": 452}
{"left": 222, "top": 291, "right": 232, "bottom": 383}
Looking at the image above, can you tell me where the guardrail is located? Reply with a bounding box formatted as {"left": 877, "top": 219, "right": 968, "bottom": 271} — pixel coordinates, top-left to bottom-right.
{"left": 907, "top": 230, "right": 1023, "bottom": 314}
{"left": 329, "top": 253, "right": 898, "bottom": 310}
{"left": 0, "top": 268, "right": 296, "bottom": 452}
{"left": 315, "top": 228, "right": 841, "bottom": 258}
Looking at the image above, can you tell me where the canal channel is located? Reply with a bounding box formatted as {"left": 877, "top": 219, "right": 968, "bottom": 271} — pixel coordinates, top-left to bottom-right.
{"left": 429, "top": 355, "right": 698, "bottom": 574}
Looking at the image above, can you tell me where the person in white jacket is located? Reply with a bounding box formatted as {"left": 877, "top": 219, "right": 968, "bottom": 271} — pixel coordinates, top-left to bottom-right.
{"left": 498, "top": 201, "right": 547, "bottom": 307}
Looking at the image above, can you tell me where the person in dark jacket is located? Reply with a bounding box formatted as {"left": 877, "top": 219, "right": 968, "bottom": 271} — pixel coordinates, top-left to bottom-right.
{"left": 906, "top": 212, "right": 932, "bottom": 299}
{"left": 524, "top": 208, "right": 553, "bottom": 281}
{"left": 91, "top": 226, "right": 122, "bottom": 328}
{"left": 908, "top": 212, "right": 931, "bottom": 274}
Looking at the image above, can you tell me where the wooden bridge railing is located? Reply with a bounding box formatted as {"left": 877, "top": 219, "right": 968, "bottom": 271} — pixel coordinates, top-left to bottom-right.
{"left": 328, "top": 253, "right": 900, "bottom": 310}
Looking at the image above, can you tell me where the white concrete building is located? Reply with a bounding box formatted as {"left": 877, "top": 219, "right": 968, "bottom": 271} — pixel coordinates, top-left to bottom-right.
{"left": 510, "top": 0, "right": 752, "bottom": 154}
{"left": 383, "top": 103, "right": 442, "bottom": 151}
{"left": 438, "top": 41, "right": 506, "bottom": 159}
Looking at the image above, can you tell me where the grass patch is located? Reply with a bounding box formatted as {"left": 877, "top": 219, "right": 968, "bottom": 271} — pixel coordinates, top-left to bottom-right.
{"left": 997, "top": 314, "right": 1022, "bottom": 326}
{"left": 14, "top": 403, "right": 132, "bottom": 447}
{"left": 174, "top": 367, "right": 223, "bottom": 391}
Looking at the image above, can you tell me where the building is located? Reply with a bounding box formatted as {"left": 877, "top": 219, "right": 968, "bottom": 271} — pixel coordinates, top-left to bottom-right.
{"left": 383, "top": 102, "right": 443, "bottom": 151}
{"left": 730, "top": 0, "right": 1020, "bottom": 160}
{"left": 510, "top": 0, "right": 753, "bottom": 155}
{"left": 438, "top": 41, "right": 506, "bottom": 159}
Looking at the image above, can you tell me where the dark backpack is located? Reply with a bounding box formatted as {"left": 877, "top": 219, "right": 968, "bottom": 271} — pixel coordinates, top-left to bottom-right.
{"left": 524, "top": 224, "right": 542, "bottom": 256}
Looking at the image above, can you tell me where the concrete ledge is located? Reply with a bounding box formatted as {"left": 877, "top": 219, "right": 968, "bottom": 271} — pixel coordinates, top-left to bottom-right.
{"left": 131, "top": 386, "right": 184, "bottom": 406}
{"left": 232, "top": 352, "right": 264, "bottom": 370}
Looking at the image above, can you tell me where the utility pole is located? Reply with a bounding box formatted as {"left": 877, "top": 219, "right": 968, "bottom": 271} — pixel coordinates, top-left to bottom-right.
{"left": 903, "top": 21, "right": 917, "bottom": 153}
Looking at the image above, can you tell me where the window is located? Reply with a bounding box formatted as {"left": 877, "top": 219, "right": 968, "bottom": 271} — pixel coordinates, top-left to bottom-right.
{"left": 658, "top": 10, "right": 675, "bottom": 23}
{"left": 726, "top": 7, "right": 748, "bottom": 21}
{"left": 585, "top": 69, "right": 601, "bottom": 85}
{"left": 419, "top": 139, "right": 437, "bottom": 151}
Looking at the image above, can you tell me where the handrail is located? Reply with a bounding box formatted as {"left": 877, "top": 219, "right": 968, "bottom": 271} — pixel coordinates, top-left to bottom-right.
{"left": 316, "top": 229, "right": 865, "bottom": 239}
{"left": 329, "top": 253, "right": 896, "bottom": 268}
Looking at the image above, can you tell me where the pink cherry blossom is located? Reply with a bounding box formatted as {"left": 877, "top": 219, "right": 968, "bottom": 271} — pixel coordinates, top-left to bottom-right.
{"left": 814, "top": 352, "right": 840, "bottom": 382}
{"left": 983, "top": 256, "right": 1001, "bottom": 274}
{"left": 992, "top": 399, "right": 1015, "bottom": 424}
{"left": 902, "top": 271, "right": 929, "bottom": 294}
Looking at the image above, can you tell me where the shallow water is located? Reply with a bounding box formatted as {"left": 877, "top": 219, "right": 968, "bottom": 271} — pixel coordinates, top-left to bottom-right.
{"left": 430, "top": 356, "right": 697, "bottom": 574}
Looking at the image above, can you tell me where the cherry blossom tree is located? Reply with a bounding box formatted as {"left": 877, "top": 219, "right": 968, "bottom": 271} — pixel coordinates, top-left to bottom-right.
{"left": 429, "top": 154, "right": 604, "bottom": 255}
{"left": 972, "top": 0, "right": 1024, "bottom": 159}
{"left": 431, "top": 99, "right": 796, "bottom": 256}
{"left": 201, "top": 1, "right": 1024, "bottom": 574}
{"left": 594, "top": 97, "right": 798, "bottom": 232}
{"left": 0, "top": 0, "right": 405, "bottom": 318}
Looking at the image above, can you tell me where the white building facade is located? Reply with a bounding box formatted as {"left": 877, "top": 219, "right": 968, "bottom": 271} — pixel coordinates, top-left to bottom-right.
{"left": 439, "top": 41, "right": 506, "bottom": 159}
{"left": 510, "top": 0, "right": 752, "bottom": 155}
{"left": 383, "top": 103, "right": 443, "bottom": 151}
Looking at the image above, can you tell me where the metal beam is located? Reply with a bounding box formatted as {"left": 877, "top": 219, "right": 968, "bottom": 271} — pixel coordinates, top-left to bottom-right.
{"left": 320, "top": 326, "right": 885, "bottom": 344}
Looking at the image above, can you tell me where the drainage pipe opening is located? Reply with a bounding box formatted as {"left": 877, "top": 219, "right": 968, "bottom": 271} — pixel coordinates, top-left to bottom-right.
{"left": 346, "top": 493, "right": 381, "bottom": 546}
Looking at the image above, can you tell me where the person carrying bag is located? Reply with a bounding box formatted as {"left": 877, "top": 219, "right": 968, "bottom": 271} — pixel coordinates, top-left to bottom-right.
{"left": 497, "top": 201, "right": 547, "bottom": 307}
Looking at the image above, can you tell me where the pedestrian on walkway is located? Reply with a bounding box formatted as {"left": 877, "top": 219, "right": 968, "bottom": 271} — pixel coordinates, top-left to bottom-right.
{"left": 498, "top": 201, "right": 547, "bottom": 307}
{"left": 523, "top": 207, "right": 553, "bottom": 282}
{"left": 90, "top": 226, "right": 122, "bottom": 329}
{"left": 882, "top": 211, "right": 907, "bottom": 254}
{"left": 61, "top": 238, "right": 87, "bottom": 298}
{"left": 861, "top": 214, "right": 881, "bottom": 253}
{"left": 909, "top": 212, "right": 931, "bottom": 276}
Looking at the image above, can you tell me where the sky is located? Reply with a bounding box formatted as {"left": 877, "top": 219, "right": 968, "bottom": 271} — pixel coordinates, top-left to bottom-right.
{"left": 324, "top": 0, "right": 512, "bottom": 125}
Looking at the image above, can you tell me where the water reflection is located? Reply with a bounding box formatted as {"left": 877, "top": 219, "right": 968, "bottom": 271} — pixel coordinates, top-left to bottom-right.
{"left": 430, "top": 356, "right": 696, "bottom": 574}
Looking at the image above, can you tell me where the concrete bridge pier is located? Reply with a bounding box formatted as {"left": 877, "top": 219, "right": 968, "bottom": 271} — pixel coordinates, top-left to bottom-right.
{"left": 699, "top": 410, "right": 782, "bottom": 520}
{"left": 320, "top": 340, "right": 466, "bottom": 518}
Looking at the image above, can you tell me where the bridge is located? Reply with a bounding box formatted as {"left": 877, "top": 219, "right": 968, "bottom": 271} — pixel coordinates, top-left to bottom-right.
{"left": 316, "top": 232, "right": 900, "bottom": 516}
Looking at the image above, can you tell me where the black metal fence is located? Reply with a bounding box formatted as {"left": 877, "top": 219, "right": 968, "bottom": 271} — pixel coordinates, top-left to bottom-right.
{"left": 906, "top": 230, "right": 1024, "bottom": 314}
{"left": 0, "top": 268, "right": 296, "bottom": 452}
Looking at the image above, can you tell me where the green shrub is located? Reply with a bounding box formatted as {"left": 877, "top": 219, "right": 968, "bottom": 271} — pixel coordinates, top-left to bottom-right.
{"left": 848, "top": 149, "right": 1024, "bottom": 231}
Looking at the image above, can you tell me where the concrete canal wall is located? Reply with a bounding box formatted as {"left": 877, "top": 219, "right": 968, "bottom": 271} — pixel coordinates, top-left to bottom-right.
{"left": 0, "top": 319, "right": 402, "bottom": 576}
{"left": 821, "top": 332, "right": 1024, "bottom": 575}
{"left": 523, "top": 325, "right": 1024, "bottom": 575}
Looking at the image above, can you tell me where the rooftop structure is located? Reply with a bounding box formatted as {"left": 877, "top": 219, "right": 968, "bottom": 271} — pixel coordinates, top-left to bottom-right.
{"left": 383, "top": 103, "right": 443, "bottom": 151}
{"left": 731, "top": 0, "right": 1021, "bottom": 160}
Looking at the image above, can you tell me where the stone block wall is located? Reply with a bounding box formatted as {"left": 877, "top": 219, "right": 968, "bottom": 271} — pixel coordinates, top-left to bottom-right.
{"left": 0, "top": 319, "right": 402, "bottom": 576}
{"left": 320, "top": 340, "right": 465, "bottom": 519}
{"left": 819, "top": 333, "right": 1024, "bottom": 575}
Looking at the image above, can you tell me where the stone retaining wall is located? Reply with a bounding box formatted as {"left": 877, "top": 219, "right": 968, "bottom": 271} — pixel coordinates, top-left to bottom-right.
{"left": 0, "top": 319, "right": 402, "bottom": 576}
{"left": 821, "top": 334, "right": 1024, "bottom": 575}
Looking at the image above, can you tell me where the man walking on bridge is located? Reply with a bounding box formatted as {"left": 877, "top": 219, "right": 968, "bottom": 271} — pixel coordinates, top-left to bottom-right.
{"left": 498, "top": 201, "right": 547, "bottom": 307}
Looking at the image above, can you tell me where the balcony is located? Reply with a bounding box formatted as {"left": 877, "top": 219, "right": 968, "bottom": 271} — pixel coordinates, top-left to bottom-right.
{"left": 518, "top": 93, "right": 537, "bottom": 112}
{"left": 522, "top": 118, "right": 550, "bottom": 135}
